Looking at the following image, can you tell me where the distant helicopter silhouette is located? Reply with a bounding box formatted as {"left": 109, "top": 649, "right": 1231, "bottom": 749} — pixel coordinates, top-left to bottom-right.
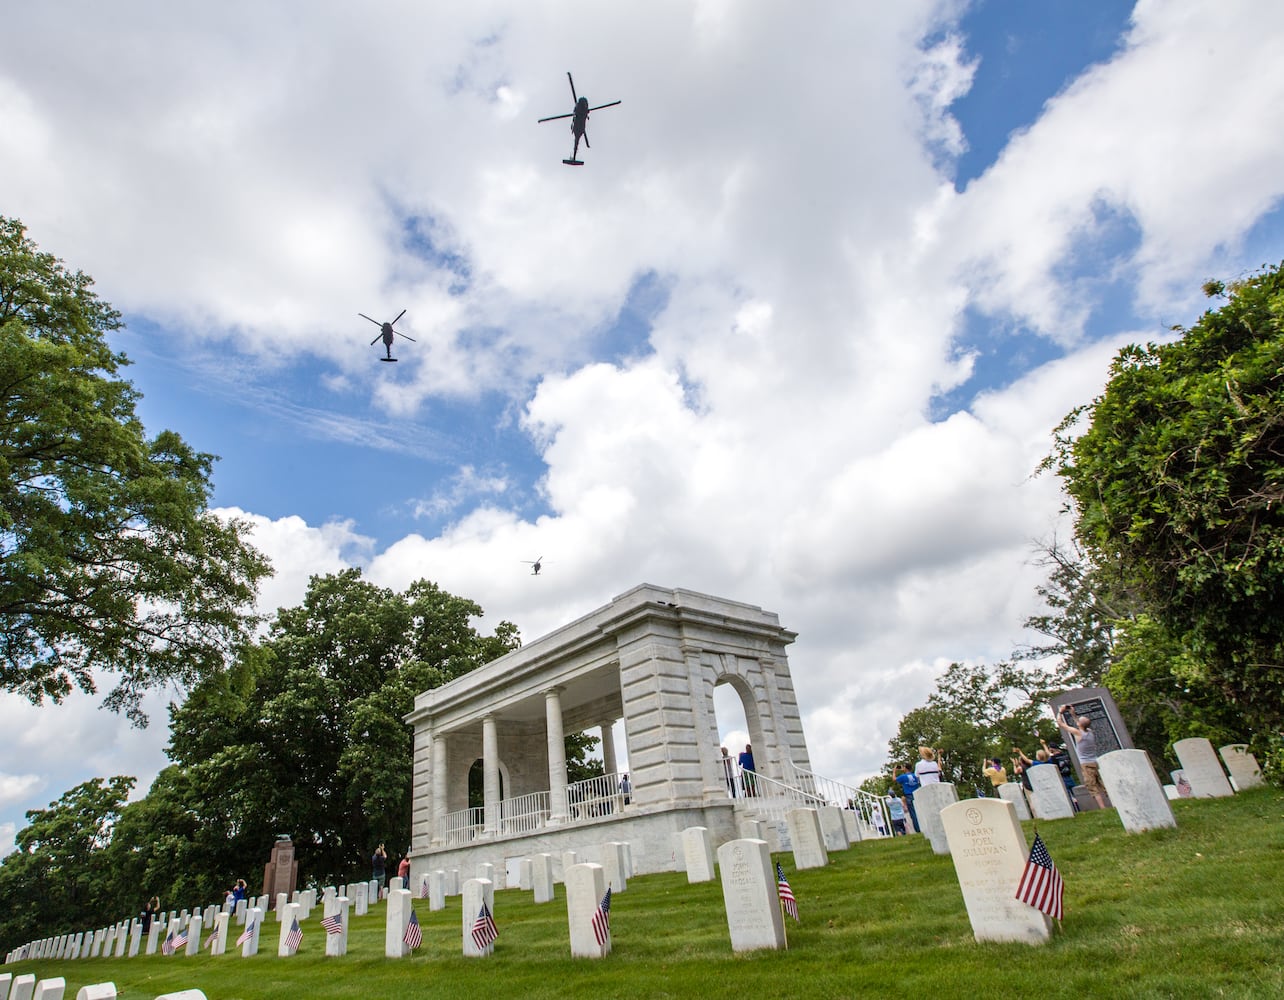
{"left": 360, "top": 309, "right": 415, "bottom": 362}
{"left": 537, "top": 72, "right": 620, "bottom": 165}
{"left": 522, "top": 556, "right": 544, "bottom": 576}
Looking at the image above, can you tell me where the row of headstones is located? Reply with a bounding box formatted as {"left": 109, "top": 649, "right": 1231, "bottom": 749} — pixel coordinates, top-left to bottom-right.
{"left": 0, "top": 974, "right": 204, "bottom": 1000}
{"left": 1167, "top": 740, "right": 1263, "bottom": 799}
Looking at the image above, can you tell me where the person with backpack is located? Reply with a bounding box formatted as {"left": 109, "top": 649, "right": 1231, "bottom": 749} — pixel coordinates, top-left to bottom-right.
{"left": 892, "top": 763, "right": 922, "bottom": 832}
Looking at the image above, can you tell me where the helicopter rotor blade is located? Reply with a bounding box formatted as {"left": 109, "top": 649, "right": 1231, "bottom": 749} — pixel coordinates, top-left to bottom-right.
{"left": 583, "top": 129, "right": 590, "bottom": 149}
{"left": 390, "top": 308, "right": 407, "bottom": 326}
{"left": 588, "top": 100, "right": 621, "bottom": 112}
{"left": 538, "top": 112, "right": 574, "bottom": 123}
{"left": 567, "top": 72, "right": 577, "bottom": 103}
{"left": 358, "top": 313, "right": 382, "bottom": 327}
{"left": 370, "top": 334, "right": 382, "bottom": 346}
{"left": 395, "top": 332, "right": 416, "bottom": 342}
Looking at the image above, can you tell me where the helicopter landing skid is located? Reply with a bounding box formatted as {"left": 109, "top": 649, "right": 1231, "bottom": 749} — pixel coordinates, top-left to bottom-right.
{"left": 562, "top": 158, "right": 585, "bottom": 166}
{"left": 380, "top": 357, "right": 398, "bottom": 363}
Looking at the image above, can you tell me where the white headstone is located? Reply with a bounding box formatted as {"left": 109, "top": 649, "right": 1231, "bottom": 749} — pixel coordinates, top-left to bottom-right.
{"left": 682, "top": 827, "right": 716, "bottom": 883}
{"left": 516, "top": 857, "right": 533, "bottom": 891}
{"left": 241, "top": 906, "right": 263, "bottom": 957}
{"left": 74, "top": 984, "right": 116, "bottom": 1000}
{"left": 127, "top": 919, "right": 142, "bottom": 958}
{"left": 1219, "top": 744, "right": 1264, "bottom": 790}
{"left": 184, "top": 914, "right": 202, "bottom": 956}
{"left": 113, "top": 922, "right": 128, "bottom": 958}
{"left": 276, "top": 892, "right": 289, "bottom": 922}
{"left": 1164, "top": 783, "right": 1180, "bottom": 800}
{"left": 1173, "top": 738, "right": 1234, "bottom": 797}
{"left": 325, "top": 897, "right": 350, "bottom": 957}
{"left": 716, "top": 838, "right": 787, "bottom": 953}
{"left": 209, "top": 911, "right": 229, "bottom": 956}
{"left": 446, "top": 870, "right": 460, "bottom": 896}
{"left": 532, "top": 855, "right": 555, "bottom": 904}
{"left": 1097, "top": 749, "right": 1177, "bottom": 833}
{"left": 369, "top": 878, "right": 379, "bottom": 903}
{"left": 462, "top": 878, "right": 497, "bottom": 958}
{"left": 90, "top": 929, "right": 104, "bottom": 958}
{"left": 0, "top": 975, "right": 11, "bottom": 998}
{"left": 10, "top": 975, "right": 35, "bottom": 1000}
{"left": 385, "top": 888, "right": 412, "bottom": 959}
{"left": 561, "top": 851, "right": 578, "bottom": 882}
{"left": 235, "top": 899, "right": 248, "bottom": 926}
{"left": 785, "top": 808, "right": 829, "bottom": 869}
{"left": 202, "top": 905, "right": 216, "bottom": 928}
{"left": 738, "top": 818, "right": 765, "bottom": 841}
{"left": 601, "top": 842, "right": 628, "bottom": 893}
{"left": 145, "top": 919, "right": 161, "bottom": 955}
{"left": 154, "top": 992, "right": 208, "bottom": 1000}
{"left": 354, "top": 881, "right": 369, "bottom": 916}
{"left": 1027, "top": 766, "right": 1075, "bottom": 820}
{"left": 565, "top": 863, "right": 609, "bottom": 958}
{"left": 817, "top": 806, "right": 851, "bottom": 851}
{"left": 841, "top": 809, "right": 862, "bottom": 842}
{"left": 915, "top": 783, "right": 961, "bottom": 853}
{"left": 474, "top": 864, "right": 493, "bottom": 886}
{"left": 941, "top": 799, "right": 1051, "bottom": 944}
{"left": 997, "top": 782, "right": 1032, "bottom": 820}
{"left": 277, "top": 902, "right": 302, "bottom": 957}
{"left": 101, "top": 925, "right": 116, "bottom": 957}
{"left": 389, "top": 876, "right": 405, "bottom": 894}
{"left": 31, "top": 979, "right": 66, "bottom": 1000}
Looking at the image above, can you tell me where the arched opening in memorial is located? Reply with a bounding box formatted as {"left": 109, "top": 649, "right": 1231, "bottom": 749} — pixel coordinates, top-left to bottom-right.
{"left": 467, "top": 758, "right": 505, "bottom": 809}
{"left": 713, "top": 674, "right": 765, "bottom": 794}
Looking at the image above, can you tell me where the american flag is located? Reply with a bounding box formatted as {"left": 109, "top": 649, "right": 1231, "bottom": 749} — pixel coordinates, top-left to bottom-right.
{"left": 284, "top": 917, "right": 303, "bottom": 952}
{"left": 1015, "top": 833, "right": 1065, "bottom": 920}
{"left": 170, "top": 928, "right": 188, "bottom": 952}
{"left": 471, "top": 901, "right": 498, "bottom": 951}
{"left": 403, "top": 909, "right": 422, "bottom": 950}
{"left": 321, "top": 914, "right": 343, "bottom": 935}
{"left": 236, "top": 921, "right": 255, "bottom": 947}
{"left": 776, "top": 863, "right": 800, "bottom": 922}
{"left": 590, "top": 886, "right": 612, "bottom": 947}
{"left": 205, "top": 926, "right": 219, "bottom": 950}
{"left": 420, "top": 878, "right": 430, "bottom": 898}
{"left": 161, "top": 931, "right": 175, "bottom": 956}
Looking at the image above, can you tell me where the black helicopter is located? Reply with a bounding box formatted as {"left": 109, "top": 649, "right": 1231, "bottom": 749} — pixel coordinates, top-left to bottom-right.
{"left": 537, "top": 72, "right": 620, "bottom": 165}
{"left": 360, "top": 309, "right": 415, "bottom": 362}
{"left": 522, "top": 556, "right": 544, "bottom": 576}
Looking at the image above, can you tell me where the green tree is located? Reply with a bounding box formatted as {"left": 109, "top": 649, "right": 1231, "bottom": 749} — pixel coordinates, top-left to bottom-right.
{"left": 162, "top": 570, "right": 519, "bottom": 887}
{"left": 0, "top": 217, "right": 271, "bottom": 722}
{"left": 1047, "top": 263, "right": 1284, "bottom": 735}
{"left": 0, "top": 776, "right": 134, "bottom": 949}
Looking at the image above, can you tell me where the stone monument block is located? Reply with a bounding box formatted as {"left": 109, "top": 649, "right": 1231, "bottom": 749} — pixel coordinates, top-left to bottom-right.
{"left": 716, "top": 839, "right": 787, "bottom": 953}
{"left": 1027, "top": 766, "right": 1074, "bottom": 820}
{"left": 1173, "top": 738, "right": 1234, "bottom": 798}
{"left": 817, "top": 806, "right": 850, "bottom": 852}
{"left": 1096, "top": 749, "right": 1176, "bottom": 833}
{"left": 997, "top": 782, "right": 1031, "bottom": 820}
{"left": 941, "top": 799, "right": 1051, "bottom": 944}
{"left": 785, "top": 808, "right": 829, "bottom": 869}
{"left": 1219, "top": 744, "right": 1264, "bottom": 790}
{"left": 601, "top": 842, "right": 628, "bottom": 893}
{"left": 261, "top": 836, "right": 297, "bottom": 901}
{"left": 462, "top": 878, "right": 496, "bottom": 958}
{"left": 565, "top": 863, "right": 609, "bottom": 958}
{"left": 532, "top": 855, "right": 555, "bottom": 904}
{"left": 1050, "top": 686, "right": 1133, "bottom": 777}
{"left": 682, "top": 826, "right": 716, "bottom": 883}
{"left": 915, "top": 782, "right": 960, "bottom": 854}
{"left": 384, "top": 889, "right": 412, "bottom": 959}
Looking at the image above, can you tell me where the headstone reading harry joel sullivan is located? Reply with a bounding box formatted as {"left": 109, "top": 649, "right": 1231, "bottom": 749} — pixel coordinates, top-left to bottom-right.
{"left": 941, "top": 799, "right": 1051, "bottom": 944}
{"left": 1095, "top": 749, "right": 1175, "bottom": 834}
{"left": 1173, "top": 738, "right": 1234, "bottom": 798}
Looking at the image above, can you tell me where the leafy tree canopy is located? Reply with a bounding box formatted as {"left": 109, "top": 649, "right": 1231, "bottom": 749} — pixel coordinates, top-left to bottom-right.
{"left": 0, "top": 217, "right": 272, "bottom": 722}
{"left": 1047, "top": 262, "right": 1284, "bottom": 734}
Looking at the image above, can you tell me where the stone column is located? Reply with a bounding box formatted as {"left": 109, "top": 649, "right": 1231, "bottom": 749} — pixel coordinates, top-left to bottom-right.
{"left": 482, "top": 714, "right": 500, "bottom": 836}
{"left": 600, "top": 720, "right": 618, "bottom": 777}
{"left": 431, "top": 734, "right": 449, "bottom": 846}
{"left": 546, "top": 688, "right": 570, "bottom": 824}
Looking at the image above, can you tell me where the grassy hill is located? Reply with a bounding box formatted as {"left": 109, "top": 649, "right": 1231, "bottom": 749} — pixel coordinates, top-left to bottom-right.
{"left": 7, "top": 788, "right": 1282, "bottom": 999}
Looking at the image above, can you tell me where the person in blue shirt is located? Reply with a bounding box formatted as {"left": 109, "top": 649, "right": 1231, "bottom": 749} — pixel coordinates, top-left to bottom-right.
{"left": 738, "top": 744, "right": 758, "bottom": 797}
{"left": 892, "top": 764, "right": 921, "bottom": 832}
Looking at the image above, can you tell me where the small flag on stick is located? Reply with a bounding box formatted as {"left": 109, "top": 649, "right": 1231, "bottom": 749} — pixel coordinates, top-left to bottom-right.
{"left": 236, "top": 921, "right": 255, "bottom": 947}
{"left": 284, "top": 917, "right": 303, "bottom": 952}
{"left": 776, "top": 862, "right": 800, "bottom": 922}
{"left": 1015, "top": 832, "right": 1065, "bottom": 921}
{"left": 591, "top": 886, "right": 612, "bottom": 947}
{"left": 205, "top": 927, "right": 218, "bottom": 950}
{"left": 403, "top": 909, "right": 422, "bottom": 950}
{"left": 420, "top": 879, "right": 430, "bottom": 898}
{"left": 321, "top": 913, "right": 343, "bottom": 935}
{"left": 471, "top": 901, "right": 498, "bottom": 951}
{"left": 161, "top": 931, "right": 175, "bottom": 955}
{"left": 170, "top": 928, "right": 188, "bottom": 952}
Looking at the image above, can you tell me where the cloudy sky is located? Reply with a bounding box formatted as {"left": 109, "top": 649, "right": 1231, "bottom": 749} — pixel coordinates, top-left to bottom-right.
{"left": 3, "top": 0, "right": 1284, "bottom": 855}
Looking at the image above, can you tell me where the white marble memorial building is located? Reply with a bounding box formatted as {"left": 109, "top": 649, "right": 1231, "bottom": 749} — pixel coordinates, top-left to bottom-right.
{"left": 405, "top": 585, "right": 882, "bottom": 878}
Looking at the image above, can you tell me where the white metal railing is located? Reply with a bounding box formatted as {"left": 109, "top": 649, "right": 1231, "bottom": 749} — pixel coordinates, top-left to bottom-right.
{"left": 726, "top": 768, "right": 828, "bottom": 823}
{"left": 784, "top": 760, "right": 892, "bottom": 838}
{"left": 566, "top": 771, "right": 629, "bottom": 820}
{"left": 442, "top": 805, "right": 484, "bottom": 846}
{"left": 501, "top": 790, "right": 550, "bottom": 834}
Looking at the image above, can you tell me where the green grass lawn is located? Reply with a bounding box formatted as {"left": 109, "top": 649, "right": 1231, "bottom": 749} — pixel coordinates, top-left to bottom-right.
{"left": 8, "top": 788, "right": 1283, "bottom": 999}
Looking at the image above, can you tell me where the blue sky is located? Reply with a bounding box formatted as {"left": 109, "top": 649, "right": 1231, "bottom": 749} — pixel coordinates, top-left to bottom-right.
{"left": 3, "top": 1, "right": 1283, "bottom": 856}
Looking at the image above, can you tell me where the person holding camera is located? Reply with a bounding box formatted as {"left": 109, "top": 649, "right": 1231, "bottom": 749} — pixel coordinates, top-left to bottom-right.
{"left": 1057, "top": 705, "right": 1108, "bottom": 809}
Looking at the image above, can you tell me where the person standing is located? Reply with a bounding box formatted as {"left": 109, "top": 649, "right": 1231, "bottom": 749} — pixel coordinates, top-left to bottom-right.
{"left": 892, "top": 764, "right": 921, "bottom": 832}
{"left": 140, "top": 896, "right": 161, "bottom": 934}
{"left": 397, "top": 853, "right": 410, "bottom": 884}
{"left": 885, "top": 790, "right": 908, "bottom": 835}
{"left": 738, "top": 744, "right": 757, "bottom": 797}
{"left": 914, "top": 746, "right": 943, "bottom": 784}
{"left": 1057, "top": 705, "right": 1109, "bottom": 809}
{"left": 720, "top": 746, "right": 737, "bottom": 798}
{"left": 983, "top": 757, "right": 1008, "bottom": 790}
{"left": 372, "top": 843, "right": 388, "bottom": 892}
